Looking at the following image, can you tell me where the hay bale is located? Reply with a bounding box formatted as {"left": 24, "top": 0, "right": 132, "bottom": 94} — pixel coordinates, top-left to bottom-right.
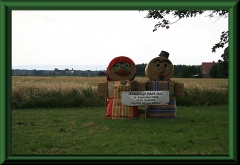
{"left": 145, "top": 56, "right": 174, "bottom": 81}
{"left": 129, "top": 80, "right": 138, "bottom": 91}
{"left": 146, "top": 111, "right": 176, "bottom": 118}
{"left": 146, "top": 81, "right": 175, "bottom": 95}
{"left": 175, "top": 82, "right": 184, "bottom": 97}
{"left": 107, "top": 81, "right": 115, "bottom": 98}
{"left": 106, "top": 56, "right": 137, "bottom": 81}
{"left": 138, "top": 109, "right": 146, "bottom": 118}
{"left": 98, "top": 82, "right": 107, "bottom": 97}
{"left": 108, "top": 63, "right": 136, "bottom": 81}
{"left": 136, "top": 82, "right": 146, "bottom": 91}
{"left": 107, "top": 80, "right": 139, "bottom": 98}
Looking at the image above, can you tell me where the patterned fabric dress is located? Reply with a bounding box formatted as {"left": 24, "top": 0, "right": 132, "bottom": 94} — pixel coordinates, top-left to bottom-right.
{"left": 106, "top": 81, "right": 138, "bottom": 119}
{"left": 146, "top": 81, "right": 176, "bottom": 118}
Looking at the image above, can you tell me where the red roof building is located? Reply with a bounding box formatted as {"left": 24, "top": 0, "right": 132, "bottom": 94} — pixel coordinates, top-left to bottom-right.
{"left": 201, "top": 62, "right": 218, "bottom": 78}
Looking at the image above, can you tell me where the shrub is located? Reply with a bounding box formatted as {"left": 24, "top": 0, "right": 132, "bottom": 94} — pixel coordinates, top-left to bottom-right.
{"left": 176, "top": 86, "right": 228, "bottom": 106}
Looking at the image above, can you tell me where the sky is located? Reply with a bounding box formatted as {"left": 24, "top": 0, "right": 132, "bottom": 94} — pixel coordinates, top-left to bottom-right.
{"left": 12, "top": 10, "right": 228, "bottom": 71}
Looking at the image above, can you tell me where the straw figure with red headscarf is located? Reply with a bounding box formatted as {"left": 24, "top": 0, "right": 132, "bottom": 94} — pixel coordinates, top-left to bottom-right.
{"left": 98, "top": 56, "right": 145, "bottom": 119}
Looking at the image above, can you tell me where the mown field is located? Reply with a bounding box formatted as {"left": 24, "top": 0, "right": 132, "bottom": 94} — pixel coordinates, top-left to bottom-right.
{"left": 11, "top": 76, "right": 229, "bottom": 155}
{"left": 12, "top": 105, "right": 228, "bottom": 155}
{"left": 12, "top": 76, "right": 228, "bottom": 109}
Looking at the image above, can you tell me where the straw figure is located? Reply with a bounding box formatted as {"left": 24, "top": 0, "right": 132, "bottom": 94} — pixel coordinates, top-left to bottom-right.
{"left": 144, "top": 51, "right": 184, "bottom": 118}
{"left": 98, "top": 56, "right": 145, "bottom": 119}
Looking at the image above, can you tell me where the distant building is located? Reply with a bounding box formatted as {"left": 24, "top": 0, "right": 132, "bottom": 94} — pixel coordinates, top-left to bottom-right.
{"left": 66, "top": 68, "right": 74, "bottom": 75}
{"left": 201, "top": 61, "right": 218, "bottom": 78}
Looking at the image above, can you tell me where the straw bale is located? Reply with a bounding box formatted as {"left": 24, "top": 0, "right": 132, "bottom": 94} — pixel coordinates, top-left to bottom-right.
{"left": 129, "top": 80, "right": 138, "bottom": 91}
{"left": 107, "top": 80, "right": 139, "bottom": 98}
{"left": 107, "top": 81, "right": 115, "bottom": 98}
{"left": 98, "top": 82, "right": 107, "bottom": 97}
{"left": 145, "top": 56, "right": 174, "bottom": 81}
{"left": 145, "top": 81, "right": 175, "bottom": 95}
{"left": 108, "top": 64, "right": 136, "bottom": 81}
{"left": 136, "top": 82, "right": 146, "bottom": 91}
{"left": 175, "top": 82, "right": 184, "bottom": 97}
{"left": 169, "top": 82, "right": 175, "bottom": 95}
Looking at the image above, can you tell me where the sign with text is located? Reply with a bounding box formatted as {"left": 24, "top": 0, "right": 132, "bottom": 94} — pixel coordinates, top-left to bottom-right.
{"left": 121, "top": 91, "right": 169, "bottom": 106}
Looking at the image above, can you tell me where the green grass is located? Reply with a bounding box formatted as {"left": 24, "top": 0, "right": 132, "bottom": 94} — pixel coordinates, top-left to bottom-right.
{"left": 12, "top": 105, "right": 229, "bottom": 155}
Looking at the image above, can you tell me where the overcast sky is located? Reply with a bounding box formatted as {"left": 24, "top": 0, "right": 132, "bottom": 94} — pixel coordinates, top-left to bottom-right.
{"left": 12, "top": 10, "right": 228, "bottom": 70}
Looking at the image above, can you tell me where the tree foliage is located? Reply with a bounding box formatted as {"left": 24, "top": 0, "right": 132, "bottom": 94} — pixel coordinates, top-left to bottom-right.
{"left": 136, "top": 64, "right": 201, "bottom": 78}
{"left": 143, "top": 10, "right": 228, "bottom": 51}
{"left": 143, "top": 10, "right": 228, "bottom": 32}
{"left": 217, "top": 47, "right": 228, "bottom": 78}
{"left": 142, "top": 10, "right": 228, "bottom": 78}
{"left": 97, "top": 71, "right": 106, "bottom": 76}
{"left": 212, "top": 31, "right": 228, "bottom": 53}
{"left": 136, "top": 63, "right": 147, "bottom": 76}
{"left": 210, "top": 46, "right": 228, "bottom": 78}
{"left": 179, "top": 65, "right": 199, "bottom": 78}
{"left": 209, "top": 64, "right": 218, "bottom": 78}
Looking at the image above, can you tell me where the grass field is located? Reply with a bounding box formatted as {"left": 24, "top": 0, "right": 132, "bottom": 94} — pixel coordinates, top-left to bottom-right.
{"left": 11, "top": 76, "right": 229, "bottom": 155}
{"left": 12, "top": 105, "right": 229, "bottom": 155}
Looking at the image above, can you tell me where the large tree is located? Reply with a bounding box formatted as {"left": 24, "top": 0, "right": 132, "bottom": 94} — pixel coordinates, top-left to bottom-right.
{"left": 215, "top": 47, "right": 228, "bottom": 78}
{"left": 209, "top": 64, "right": 218, "bottom": 78}
{"left": 142, "top": 10, "right": 228, "bottom": 77}
{"left": 209, "top": 53, "right": 228, "bottom": 78}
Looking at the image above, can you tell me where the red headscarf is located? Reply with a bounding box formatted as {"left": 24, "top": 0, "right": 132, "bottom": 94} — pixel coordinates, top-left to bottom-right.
{"left": 106, "top": 56, "right": 136, "bottom": 81}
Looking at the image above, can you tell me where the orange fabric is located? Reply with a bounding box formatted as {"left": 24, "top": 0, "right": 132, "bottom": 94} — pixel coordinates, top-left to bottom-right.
{"left": 106, "top": 99, "right": 138, "bottom": 119}
{"left": 106, "top": 98, "right": 114, "bottom": 118}
{"left": 105, "top": 81, "right": 138, "bottom": 119}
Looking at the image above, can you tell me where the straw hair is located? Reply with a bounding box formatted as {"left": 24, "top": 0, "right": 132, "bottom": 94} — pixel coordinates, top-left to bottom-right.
{"left": 145, "top": 56, "right": 174, "bottom": 81}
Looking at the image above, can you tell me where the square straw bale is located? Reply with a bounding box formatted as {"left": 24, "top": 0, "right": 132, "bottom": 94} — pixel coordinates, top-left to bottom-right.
{"left": 175, "top": 82, "right": 184, "bottom": 97}
{"left": 98, "top": 82, "right": 107, "bottom": 97}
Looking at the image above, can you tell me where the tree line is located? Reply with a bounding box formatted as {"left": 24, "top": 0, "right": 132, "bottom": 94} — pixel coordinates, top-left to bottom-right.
{"left": 136, "top": 62, "right": 227, "bottom": 78}
{"left": 12, "top": 63, "right": 227, "bottom": 78}
{"left": 135, "top": 64, "right": 202, "bottom": 78}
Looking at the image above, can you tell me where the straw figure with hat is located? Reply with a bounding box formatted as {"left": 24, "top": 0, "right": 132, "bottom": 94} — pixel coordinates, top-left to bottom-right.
{"left": 144, "top": 50, "right": 184, "bottom": 118}
{"left": 98, "top": 56, "right": 145, "bottom": 119}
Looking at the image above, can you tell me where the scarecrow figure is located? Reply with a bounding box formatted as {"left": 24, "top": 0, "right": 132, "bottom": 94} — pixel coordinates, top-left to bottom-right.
{"left": 98, "top": 56, "right": 145, "bottom": 119}
{"left": 144, "top": 51, "right": 184, "bottom": 118}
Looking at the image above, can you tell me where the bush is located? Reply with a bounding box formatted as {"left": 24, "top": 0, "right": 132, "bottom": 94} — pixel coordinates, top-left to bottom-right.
{"left": 176, "top": 87, "right": 228, "bottom": 106}
{"left": 12, "top": 86, "right": 105, "bottom": 109}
